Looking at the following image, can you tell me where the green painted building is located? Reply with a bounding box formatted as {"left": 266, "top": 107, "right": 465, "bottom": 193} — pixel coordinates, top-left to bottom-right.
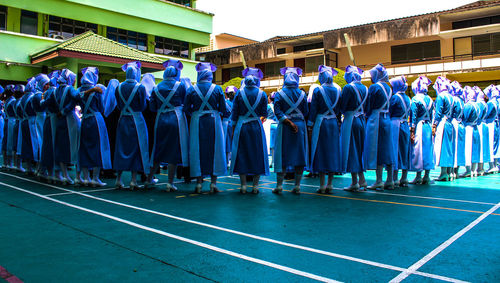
{"left": 0, "top": 0, "right": 213, "bottom": 85}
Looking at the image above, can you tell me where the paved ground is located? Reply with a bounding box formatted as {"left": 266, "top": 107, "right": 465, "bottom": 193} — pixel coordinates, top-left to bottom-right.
{"left": 0, "top": 168, "right": 499, "bottom": 282}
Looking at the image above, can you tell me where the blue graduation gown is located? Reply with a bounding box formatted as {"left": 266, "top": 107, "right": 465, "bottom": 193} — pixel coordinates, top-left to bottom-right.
{"left": 340, "top": 82, "right": 368, "bottom": 173}
{"left": 19, "top": 93, "right": 39, "bottom": 161}
{"left": 184, "top": 82, "right": 228, "bottom": 177}
{"left": 451, "top": 97, "right": 466, "bottom": 167}
{"left": 2, "top": 97, "right": 16, "bottom": 154}
{"left": 409, "top": 94, "right": 435, "bottom": 171}
{"left": 389, "top": 92, "right": 411, "bottom": 170}
{"left": 32, "top": 91, "right": 46, "bottom": 161}
{"left": 77, "top": 85, "right": 112, "bottom": 169}
{"left": 0, "top": 101, "right": 3, "bottom": 154}
{"left": 230, "top": 86, "right": 268, "bottom": 175}
{"left": 364, "top": 82, "right": 395, "bottom": 169}
{"left": 308, "top": 84, "right": 341, "bottom": 173}
{"left": 433, "top": 91, "right": 456, "bottom": 167}
{"left": 463, "top": 102, "right": 481, "bottom": 165}
{"left": 224, "top": 99, "right": 233, "bottom": 156}
{"left": 40, "top": 87, "right": 58, "bottom": 170}
{"left": 14, "top": 99, "right": 22, "bottom": 154}
{"left": 493, "top": 98, "right": 500, "bottom": 159}
{"left": 483, "top": 100, "right": 497, "bottom": 163}
{"left": 273, "top": 87, "right": 309, "bottom": 172}
{"left": 114, "top": 80, "right": 149, "bottom": 174}
{"left": 150, "top": 79, "right": 188, "bottom": 165}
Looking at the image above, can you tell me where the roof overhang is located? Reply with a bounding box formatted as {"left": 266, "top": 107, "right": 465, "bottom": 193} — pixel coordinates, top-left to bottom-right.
{"left": 439, "top": 23, "right": 500, "bottom": 38}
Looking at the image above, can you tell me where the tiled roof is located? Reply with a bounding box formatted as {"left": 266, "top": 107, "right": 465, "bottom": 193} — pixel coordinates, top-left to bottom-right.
{"left": 31, "top": 31, "right": 164, "bottom": 64}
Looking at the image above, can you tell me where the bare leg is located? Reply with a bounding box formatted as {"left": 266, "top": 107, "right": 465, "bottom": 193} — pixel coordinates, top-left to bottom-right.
{"left": 166, "top": 163, "right": 178, "bottom": 191}
{"left": 147, "top": 161, "right": 161, "bottom": 186}
{"left": 82, "top": 167, "right": 90, "bottom": 185}
{"left": 422, "top": 170, "right": 431, "bottom": 184}
{"left": 252, "top": 175, "right": 260, "bottom": 194}
{"left": 292, "top": 166, "right": 303, "bottom": 194}
{"left": 273, "top": 170, "right": 285, "bottom": 194}
{"left": 318, "top": 172, "right": 326, "bottom": 194}
{"left": 91, "top": 167, "right": 106, "bottom": 187}
{"left": 210, "top": 175, "right": 219, "bottom": 194}
{"left": 195, "top": 176, "right": 203, "bottom": 193}
{"left": 130, "top": 171, "right": 138, "bottom": 189}
{"left": 400, "top": 170, "right": 409, "bottom": 186}
{"left": 115, "top": 171, "right": 123, "bottom": 188}
{"left": 368, "top": 166, "right": 384, "bottom": 190}
{"left": 326, "top": 172, "right": 334, "bottom": 194}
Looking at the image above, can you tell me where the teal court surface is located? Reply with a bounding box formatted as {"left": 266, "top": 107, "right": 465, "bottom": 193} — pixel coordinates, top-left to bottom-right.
{"left": 0, "top": 169, "right": 499, "bottom": 282}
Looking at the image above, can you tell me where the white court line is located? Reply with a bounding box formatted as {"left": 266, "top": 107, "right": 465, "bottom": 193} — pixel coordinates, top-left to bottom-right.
{"left": 221, "top": 176, "right": 495, "bottom": 206}
{"left": 390, "top": 202, "right": 500, "bottom": 283}
{"left": 45, "top": 188, "right": 116, "bottom": 197}
{"left": 0, "top": 181, "right": 340, "bottom": 283}
{"left": 0, "top": 173, "right": 467, "bottom": 282}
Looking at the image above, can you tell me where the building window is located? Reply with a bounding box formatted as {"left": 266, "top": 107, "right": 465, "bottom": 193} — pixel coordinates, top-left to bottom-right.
{"left": 293, "top": 42, "right": 323, "bottom": 53}
{"left": 222, "top": 66, "right": 244, "bottom": 83}
{"left": 48, "top": 16, "right": 97, "bottom": 39}
{"left": 256, "top": 61, "right": 286, "bottom": 78}
{"left": 452, "top": 15, "right": 500, "bottom": 30}
{"left": 0, "top": 6, "right": 6, "bottom": 31}
{"left": 107, "top": 27, "right": 147, "bottom": 51}
{"left": 20, "top": 10, "right": 38, "bottom": 35}
{"left": 154, "top": 36, "right": 189, "bottom": 58}
{"left": 305, "top": 56, "right": 324, "bottom": 73}
{"left": 169, "top": 0, "right": 191, "bottom": 6}
{"left": 454, "top": 33, "right": 500, "bottom": 57}
{"left": 277, "top": 48, "right": 286, "bottom": 55}
{"left": 391, "top": 40, "right": 441, "bottom": 64}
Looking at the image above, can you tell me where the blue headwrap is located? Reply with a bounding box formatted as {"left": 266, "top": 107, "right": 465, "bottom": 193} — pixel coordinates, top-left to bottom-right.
{"left": 180, "top": 77, "right": 192, "bottom": 90}
{"left": 25, "top": 77, "right": 37, "bottom": 93}
{"left": 162, "top": 59, "right": 183, "bottom": 81}
{"left": 242, "top": 67, "right": 263, "bottom": 87}
{"left": 369, "top": 63, "right": 388, "bottom": 83}
{"left": 0, "top": 85, "right": 3, "bottom": 94}
{"left": 195, "top": 62, "right": 217, "bottom": 83}
{"left": 344, "top": 65, "right": 363, "bottom": 83}
{"left": 433, "top": 76, "right": 450, "bottom": 94}
{"left": 484, "top": 84, "right": 500, "bottom": 100}
{"left": 225, "top": 86, "right": 238, "bottom": 94}
{"left": 464, "top": 86, "right": 475, "bottom": 103}
{"left": 318, "top": 65, "right": 338, "bottom": 85}
{"left": 473, "top": 86, "right": 485, "bottom": 102}
{"left": 280, "top": 67, "right": 302, "bottom": 87}
{"left": 5, "top": 85, "right": 15, "bottom": 94}
{"left": 389, "top": 75, "right": 407, "bottom": 93}
{"left": 49, "top": 70, "right": 60, "bottom": 87}
{"left": 122, "top": 61, "right": 142, "bottom": 82}
{"left": 411, "top": 76, "right": 432, "bottom": 95}
{"left": 57, "top": 69, "right": 77, "bottom": 86}
{"left": 80, "top": 67, "right": 99, "bottom": 86}
{"left": 14, "top": 84, "right": 25, "bottom": 93}
{"left": 450, "top": 81, "right": 463, "bottom": 99}
{"left": 35, "top": 73, "right": 50, "bottom": 92}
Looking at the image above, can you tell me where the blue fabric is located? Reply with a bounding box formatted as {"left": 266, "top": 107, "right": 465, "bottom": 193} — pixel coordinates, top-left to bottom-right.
{"left": 184, "top": 82, "right": 228, "bottom": 177}
{"left": 451, "top": 96, "right": 466, "bottom": 166}
{"left": 409, "top": 93, "right": 434, "bottom": 171}
{"left": 122, "top": 61, "right": 141, "bottom": 82}
{"left": 273, "top": 86, "right": 308, "bottom": 172}
{"left": 344, "top": 65, "right": 363, "bottom": 84}
{"left": 150, "top": 77, "right": 188, "bottom": 165}
{"left": 40, "top": 87, "right": 58, "bottom": 170}
{"left": 281, "top": 67, "right": 302, "bottom": 88}
{"left": 77, "top": 68, "right": 112, "bottom": 170}
{"left": 339, "top": 82, "right": 368, "bottom": 173}
{"left": 32, "top": 90, "right": 46, "bottom": 161}
{"left": 57, "top": 69, "right": 76, "bottom": 87}
{"left": 19, "top": 91, "right": 39, "bottom": 161}
{"left": 364, "top": 82, "right": 394, "bottom": 169}
{"left": 308, "top": 83, "right": 341, "bottom": 173}
{"left": 230, "top": 87, "right": 268, "bottom": 175}
{"left": 2, "top": 97, "right": 17, "bottom": 153}
{"left": 114, "top": 80, "right": 149, "bottom": 173}
{"left": 369, "top": 64, "right": 389, "bottom": 83}
{"left": 389, "top": 76, "right": 410, "bottom": 170}
{"left": 224, "top": 99, "right": 233, "bottom": 155}
{"left": 463, "top": 102, "right": 481, "bottom": 164}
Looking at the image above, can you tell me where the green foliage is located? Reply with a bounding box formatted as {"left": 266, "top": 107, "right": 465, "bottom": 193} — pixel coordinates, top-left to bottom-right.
{"left": 222, "top": 77, "right": 243, "bottom": 92}
{"left": 315, "top": 68, "right": 347, "bottom": 88}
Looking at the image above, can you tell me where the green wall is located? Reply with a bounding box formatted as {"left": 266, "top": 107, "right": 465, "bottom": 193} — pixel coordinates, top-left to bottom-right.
{"left": 0, "top": 32, "right": 61, "bottom": 63}
{"left": 0, "top": 0, "right": 212, "bottom": 46}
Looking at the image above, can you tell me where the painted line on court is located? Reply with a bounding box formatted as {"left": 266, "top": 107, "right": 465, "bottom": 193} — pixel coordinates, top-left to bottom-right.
{"left": 215, "top": 180, "right": 500, "bottom": 216}
{"left": 390, "top": 202, "right": 500, "bottom": 283}
{"left": 45, "top": 188, "right": 116, "bottom": 197}
{"left": 222, "top": 176, "right": 497, "bottom": 206}
{"left": 0, "top": 181, "right": 340, "bottom": 283}
{"left": 0, "top": 265, "right": 23, "bottom": 283}
{"left": 0, "top": 173, "right": 466, "bottom": 282}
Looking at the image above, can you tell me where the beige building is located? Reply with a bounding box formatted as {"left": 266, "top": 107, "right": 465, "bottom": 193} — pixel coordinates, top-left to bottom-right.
{"left": 197, "top": 1, "right": 500, "bottom": 93}
{"left": 195, "top": 33, "right": 257, "bottom": 53}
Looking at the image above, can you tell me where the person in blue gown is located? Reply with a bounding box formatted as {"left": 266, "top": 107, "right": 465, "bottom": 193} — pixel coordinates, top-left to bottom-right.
{"left": 272, "top": 67, "right": 308, "bottom": 194}
{"left": 13, "top": 84, "right": 25, "bottom": 171}
{"left": 365, "top": 64, "right": 395, "bottom": 191}
{"left": 19, "top": 77, "right": 40, "bottom": 174}
{"left": 43, "top": 69, "right": 81, "bottom": 185}
{"left": 2, "top": 85, "right": 16, "bottom": 169}
{"left": 432, "top": 76, "right": 455, "bottom": 181}
{"left": 184, "top": 62, "right": 228, "bottom": 194}
{"left": 31, "top": 74, "right": 50, "bottom": 177}
{"left": 462, "top": 86, "right": 481, "bottom": 177}
{"left": 230, "top": 67, "right": 269, "bottom": 194}
{"left": 77, "top": 67, "right": 113, "bottom": 187}
{"left": 0, "top": 85, "right": 4, "bottom": 162}
{"left": 266, "top": 92, "right": 278, "bottom": 168}
{"left": 308, "top": 65, "right": 341, "bottom": 194}
{"left": 474, "top": 86, "right": 489, "bottom": 175}
{"left": 147, "top": 60, "right": 188, "bottom": 192}
{"left": 483, "top": 85, "right": 499, "bottom": 173}
{"left": 40, "top": 71, "right": 61, "bottom": 183}
{"left": 409, "top": 76, "right": 434, "bottom": 184}
{"left": 114, "top": 61, "right": 150, "bottom": 189}
{"left": 494, "top": 85, "right": 500, "bottom": 170}
{"left": 224, "top": 86, "right": 236, "bottom": 167}
{"left": 389, "top": 76, "right": 411, "bottom": 187}
{"left": 340, "top": 66, "right": 368, "bottom": 191}
{"left": 449, "top": 81, "right": 466, "bottom": 179}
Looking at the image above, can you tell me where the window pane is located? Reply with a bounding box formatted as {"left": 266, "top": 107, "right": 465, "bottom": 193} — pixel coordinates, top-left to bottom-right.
{"left": 423, "top": 41, "right": 440, "bottom": 59}
{"left": 454, "top": 37, "right": 472, "bottom": 56}
{"left": 0, "top": 13, "right": 6, "bottom": 30}
{"left": 20, "top": 10, "right": 38, "bottom": 35}
{"left": 473, "top": 34, "right": 491, "bottom": 55}
{"left": 118, "top": 35, "right": 127, "bottom": 45}
{"left": 471, "top": 17, "right": 491, "bottom": 27}
{"left": 391, "top": 45, "right": 407, "bottom": 63}
{"left": 492, "top": 33, "right": 500, "bottom": 53}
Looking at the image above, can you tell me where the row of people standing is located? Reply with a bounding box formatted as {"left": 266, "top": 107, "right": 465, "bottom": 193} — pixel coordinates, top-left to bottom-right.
{"left": 1, "top": 61, "right": 499, "bottom": 195}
